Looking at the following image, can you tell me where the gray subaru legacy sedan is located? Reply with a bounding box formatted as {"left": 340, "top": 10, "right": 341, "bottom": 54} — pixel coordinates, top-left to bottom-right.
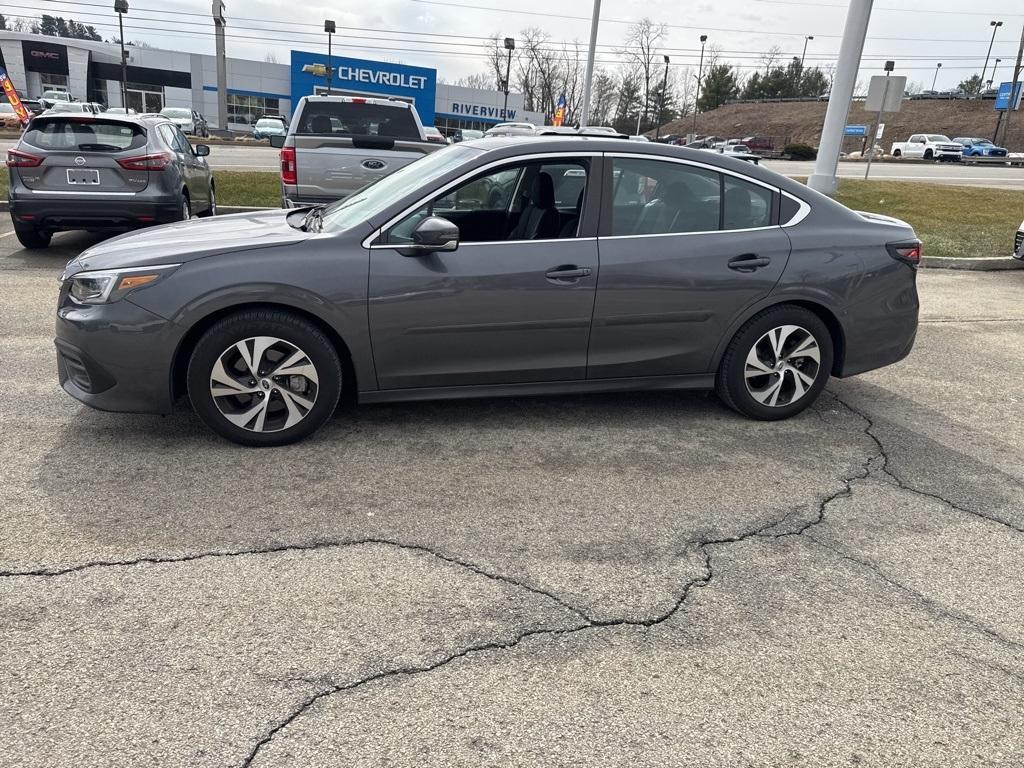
{"left": 8, "top": 113, "right": 215, "bottom": 249}
{"left": 54, "top": 137, "right": 920, "bottom": 446}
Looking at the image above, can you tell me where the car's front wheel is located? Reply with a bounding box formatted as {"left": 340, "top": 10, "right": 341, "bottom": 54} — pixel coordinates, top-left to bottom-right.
{"left": 187, "top": 309, "right": 343, "bottom": 446}
{"left": 198, "top": 183, "right": 216, "bottom": 217}
{"left": 715, "top": 305, "right": 833, "bottom": 421}
{"left": 12, "top": 220, "right": 51, "bottom": 250}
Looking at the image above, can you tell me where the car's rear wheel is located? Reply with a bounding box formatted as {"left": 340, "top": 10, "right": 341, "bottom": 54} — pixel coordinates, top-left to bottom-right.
{"left": 187, "top": 309, "right": 342, "bottom": 446}
{"left": 715, "top": 305, "right": 833, "bottom": 421}
{"left": 13, "top": 220, "right": 51, "bottom": 250}
{"left": 924, "top": 149, "right": 934, "bottom": 160}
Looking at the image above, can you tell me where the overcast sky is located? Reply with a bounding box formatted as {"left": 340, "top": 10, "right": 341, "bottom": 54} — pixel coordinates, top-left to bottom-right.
{"left": 8, "top": 0, "right": 1024, "bottom": 90}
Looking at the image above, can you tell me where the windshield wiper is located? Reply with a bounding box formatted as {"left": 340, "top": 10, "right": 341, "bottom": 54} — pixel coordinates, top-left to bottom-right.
{"left": 301, "top": 205, "right": 326, "bottom": 233}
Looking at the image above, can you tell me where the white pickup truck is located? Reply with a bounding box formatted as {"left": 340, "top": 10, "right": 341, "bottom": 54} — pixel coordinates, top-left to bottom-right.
{"left": 889, "top": 134, "right": 963, "bottom": 162}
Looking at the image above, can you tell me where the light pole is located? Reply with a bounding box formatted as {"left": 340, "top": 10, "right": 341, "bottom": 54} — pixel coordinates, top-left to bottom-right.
{"left": 981, "top": 20, "right": 1003, "bottom": 86}
{"left": 692, "top": 34, "right": 707, "bottom": 137}
{"left": 502, "top": 37, "right": 515, "bottom": 120}
{"left": 579, "top": 0, "right": 601, "bottom": 128}
{"left": 324, "top": 20, "right": 335, "bottom": 95}
{"left": 800, "top": 35, "right": 814, "bottom": 70}
{"left": 931, "top": 62, "right": 942, "bottom": 91}
{"left": 655, "top": 54, "right": 670, "bottom": 139}
{"left": 991, "top": 58, "right": 1002, "bottom": 87}
{"left": 114, "top": 0, "right": 128, "bottom": 109}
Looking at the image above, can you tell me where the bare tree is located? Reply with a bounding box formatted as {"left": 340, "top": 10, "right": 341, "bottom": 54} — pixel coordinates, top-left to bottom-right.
{"left": 452, "top": 73, "right": 494, "bottom": 90}
{"left": 485, "top": 35, "right": 506, "bottom": 91}
{"left": 620, "top": 18, "right": 668, "bottom": 132}
{"left": 588, "top": 68, "right": 618, "bottom": 126}
{"left": 264, "top": 51, "right": 279, "bottom": 64}
{"left": 760, "top": 45, "right": 782, "bottom": 75}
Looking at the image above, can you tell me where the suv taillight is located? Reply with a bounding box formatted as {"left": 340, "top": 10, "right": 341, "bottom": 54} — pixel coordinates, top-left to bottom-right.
{"left": 6, "top": 148, "right": 42, "bottom": 167}
{"left": 280, "top": 146, "right": 297, "bottom": 185}
{"left": 117, "top": 152, "right": 172, "bottom": 171}
{"left": 887, "top": 241, "right": 922, "bottom": 267}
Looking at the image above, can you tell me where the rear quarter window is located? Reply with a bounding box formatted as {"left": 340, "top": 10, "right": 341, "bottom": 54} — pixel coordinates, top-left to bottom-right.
{"left": 296, "top": 101, "right": 421, "bottom": 141}
{"left": 24, "top": 119, "right": 147, "bottom": 152}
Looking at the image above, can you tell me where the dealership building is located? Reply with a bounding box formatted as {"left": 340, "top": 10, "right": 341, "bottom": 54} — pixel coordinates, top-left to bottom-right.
{"left": 0, "top": 31, "right": 545, "bottom": 131}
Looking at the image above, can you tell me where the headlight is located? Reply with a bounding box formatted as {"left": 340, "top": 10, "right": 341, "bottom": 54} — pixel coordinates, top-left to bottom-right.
{"left": 67, "top": 264, "right": 181, "bottom": 305}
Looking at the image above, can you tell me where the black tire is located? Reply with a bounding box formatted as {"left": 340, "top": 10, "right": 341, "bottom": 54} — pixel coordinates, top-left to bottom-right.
{"left": 715, "top": 305, "right": 834, "bottom": 421}
{"left": 177, "top": 193, "right": 192, "bottom": 222}
{"left": 186, "top": 309, "right": 343, "bottom": 447}
{"left": 892, "top": 149, "right": 901, "bottom": 157}
{"left": 13, "top": 220, "right": 51, "bottom": 250}
{"left": 923, "top": 149, "right": 934, "bottom": 160}
{"left": 198, "top": 183, "right": 216, "bottom": 217}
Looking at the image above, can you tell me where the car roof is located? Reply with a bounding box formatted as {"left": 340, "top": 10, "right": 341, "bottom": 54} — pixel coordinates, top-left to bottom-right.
{"left": 298, "top": 94, "right": 412, "bottom": 107}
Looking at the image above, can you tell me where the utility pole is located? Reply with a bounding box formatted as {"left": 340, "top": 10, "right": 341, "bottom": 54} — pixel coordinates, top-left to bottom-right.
{"left": 808, "top": 0, "right": 874, "bottom": 195}
{"left": 655, "top": 55, "right": 669, "bottom": 139}
{"left": 692, "top": 34, "right": 707, "bottom": 138}
{"left": 325, "top": 20, "right": 335, "bottom": 95}
{"left": 931, "top": 62, "right": 942, "bottom": 92}
{"left": 114, "top": 1, "right": 128, "bottom": 109}
{"left": 999, "top": 23, "right": 1024, "bottom": 147}
{"left": 502, "top": 37, "right": 515, "bottom": 120}
{"left": 212, "top": 0, "right": 227, "bottom": 131}
{"left": 981, "top": 20, "right": 1003, "bottom": 86}
{"left": 800, "top": 35, "right": 814, "bottom": 70}
{"left": 579, "top": 0, "right": 601, "bottom": 128}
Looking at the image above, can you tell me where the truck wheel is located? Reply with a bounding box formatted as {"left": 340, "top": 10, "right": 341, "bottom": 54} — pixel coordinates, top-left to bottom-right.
{"left": 923, "top": 149, "right": 934, "bottom": 160}
{"left": 13, "top": 220, "right": 51, "bottom": 249}
{"left": 892, "top": 149, "right": 901, "bottom": 157}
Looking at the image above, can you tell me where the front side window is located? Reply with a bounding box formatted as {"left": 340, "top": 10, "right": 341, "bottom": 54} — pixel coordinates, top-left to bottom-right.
{"left": 383, "top": 158, "right": 590, "bottom": 245}
{"left": 609, "top": 157, "right": 720, "bottom": 236}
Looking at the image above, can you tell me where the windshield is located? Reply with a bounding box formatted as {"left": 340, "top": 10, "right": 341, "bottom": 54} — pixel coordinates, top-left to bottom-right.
{"left": 319, "top": 145, "right": 478, "bottom": 233}
{"left": 161, "top": 108, "right": 191, "bottom": 118}
{"left": 255, "top": 118, "right": 281, "bottom": 128}
{"left": 927, "top": 135, "right": 950, "bottom": 142}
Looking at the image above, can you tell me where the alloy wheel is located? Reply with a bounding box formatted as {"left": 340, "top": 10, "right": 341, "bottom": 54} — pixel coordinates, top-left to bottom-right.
{"left": 209, "top": 336, "right": 320, "bottom": 432}
{"left": 743, "top": 324, "right": 821, "bottom": 408}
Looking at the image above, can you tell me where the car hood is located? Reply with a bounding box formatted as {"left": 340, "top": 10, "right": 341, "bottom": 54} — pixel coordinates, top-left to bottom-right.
{"left": 71, "top": 210, "right": 311, "bottom": 273}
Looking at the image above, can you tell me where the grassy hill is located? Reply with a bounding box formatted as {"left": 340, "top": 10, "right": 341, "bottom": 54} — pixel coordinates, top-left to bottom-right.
{"left": 658, "top": 99, "right": 1022, "bottom": 150}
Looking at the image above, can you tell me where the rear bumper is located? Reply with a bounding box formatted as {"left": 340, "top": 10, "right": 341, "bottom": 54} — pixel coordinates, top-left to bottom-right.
{"left": 10, "top": 193, "right": 180, "bottom": 231}
{"left": 836, "top": 267, "right": 920, "bottom": 378}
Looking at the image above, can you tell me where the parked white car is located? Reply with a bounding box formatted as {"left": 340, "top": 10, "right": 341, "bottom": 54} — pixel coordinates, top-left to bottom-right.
{"left": 889, "top": 134, "right": 963, "bottom": 162}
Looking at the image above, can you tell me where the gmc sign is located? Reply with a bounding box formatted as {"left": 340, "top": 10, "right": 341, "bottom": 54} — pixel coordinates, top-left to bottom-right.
{"left": 22, "top": 41, "right": 67, "bottom": 75}
{"left": 30, "top": 50, "right": 60, "bottom": 60}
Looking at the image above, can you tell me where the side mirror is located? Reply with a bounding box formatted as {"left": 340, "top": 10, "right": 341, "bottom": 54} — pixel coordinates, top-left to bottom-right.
{"left": 194, "top": 144, "right": 210, "bottom": 156}
{"left": 403, "top": 216, "right": 459, "bottom": 255}
{"left": 269, "top": 134, "right": 286, "bottom": 148}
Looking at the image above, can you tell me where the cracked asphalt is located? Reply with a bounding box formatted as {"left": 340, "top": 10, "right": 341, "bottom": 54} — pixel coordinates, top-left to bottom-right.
{"left": 2, "top": 230, "right": 1023, "bottom": 767}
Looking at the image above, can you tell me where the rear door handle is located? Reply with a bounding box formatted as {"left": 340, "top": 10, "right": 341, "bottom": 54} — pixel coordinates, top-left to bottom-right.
{"left": 545, "top": 265, "right": 593, "bottom": 281}
{"left": 728, "top": 254, "right": 771, "bottom": 272}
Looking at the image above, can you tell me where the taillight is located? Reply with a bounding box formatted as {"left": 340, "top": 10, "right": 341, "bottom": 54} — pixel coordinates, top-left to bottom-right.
{"left": 887, "top": 241, "right": 922, "bottom": 267}
{"left": 6, "top": 148, "right": 42, "bottom": 167}
{"left": 280, "top": 146, "right": 297, "bottom": 185}
{"left": 116, "top": 152, "right": 172, "bottom": 171}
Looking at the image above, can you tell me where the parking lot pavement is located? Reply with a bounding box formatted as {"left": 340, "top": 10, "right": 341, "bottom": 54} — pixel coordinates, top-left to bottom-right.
{"left": 1, "top": 231, "right": 1022, "bottom": 767}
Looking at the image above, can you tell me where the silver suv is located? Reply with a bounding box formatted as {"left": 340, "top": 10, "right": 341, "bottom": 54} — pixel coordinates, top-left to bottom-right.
{"left": 271, "top": 94, "right": 441, "bottom": 207}
{"left": 7, "top": 114, "right": 215, "bottom": 249}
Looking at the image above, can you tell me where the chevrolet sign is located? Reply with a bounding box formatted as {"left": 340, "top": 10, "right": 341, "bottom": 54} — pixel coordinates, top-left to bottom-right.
{"left": 335, "top": 66, "right": 428, "bottom": 91}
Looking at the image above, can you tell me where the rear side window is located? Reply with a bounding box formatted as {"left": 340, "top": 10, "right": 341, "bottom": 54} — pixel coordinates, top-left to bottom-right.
{"left": 610, "top": 157, "right": 721, "bottom": 236}
{"left": 24, "top": 119, "right": 147, "bottom": 152}
{"left": 296, "top": 101, "right": 420, "bottom": 140}
{"left": 723, "top": 176, "right": 773, "bottom": 229}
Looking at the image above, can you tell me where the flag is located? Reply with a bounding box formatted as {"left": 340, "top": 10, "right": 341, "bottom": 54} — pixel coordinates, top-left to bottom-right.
{"left": 0, "top": 68, "right": 30, "bottom": 125}
{"left": 552, "top": 93, "right": 567, "bottom": 127}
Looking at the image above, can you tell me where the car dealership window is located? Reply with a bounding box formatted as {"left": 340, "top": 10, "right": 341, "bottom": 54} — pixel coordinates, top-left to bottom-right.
{"left": 227, "top": 94, "right": 280, "bottom": 126}
{"left": 384, "top": 159, "right": 590, "bottom": 245}
{"left": 609, "top": 157, "right": 720, "bottom": 236}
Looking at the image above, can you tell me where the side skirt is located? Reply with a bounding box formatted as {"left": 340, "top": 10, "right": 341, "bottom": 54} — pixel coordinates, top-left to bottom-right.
{"left": 358, "top": 374, "right": 716, "bottom": 404}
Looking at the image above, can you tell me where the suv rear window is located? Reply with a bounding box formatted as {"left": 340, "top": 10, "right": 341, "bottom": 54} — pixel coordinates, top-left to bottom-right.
{"left": 296, "top": 101, "right": 420, "bottom": 140}
{"left": 24, "top": 119, "right": 147, "bottom": 152}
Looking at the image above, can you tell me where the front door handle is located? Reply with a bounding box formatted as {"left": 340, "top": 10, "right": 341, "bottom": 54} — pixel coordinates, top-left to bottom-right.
{"left": 545, "top": 265, "right": 593, "bottom": 281}
{"left": 728, "top": 254, "right": 771, "bottom": 272}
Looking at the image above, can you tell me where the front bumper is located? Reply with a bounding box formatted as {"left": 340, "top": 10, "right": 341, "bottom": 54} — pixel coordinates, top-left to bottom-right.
{"left": 55, "top": 296, "right": 179, "bottom": 414}
{"left": 11, "top": 194, "right": 181, "bottom": 231}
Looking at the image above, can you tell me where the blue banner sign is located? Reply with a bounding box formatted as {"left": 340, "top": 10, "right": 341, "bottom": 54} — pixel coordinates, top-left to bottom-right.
{"left": 995, "top": 81, "right": 1023, "bottom": 111}
{"left": 844, "top": 125, "right": 867, "bottom": 136}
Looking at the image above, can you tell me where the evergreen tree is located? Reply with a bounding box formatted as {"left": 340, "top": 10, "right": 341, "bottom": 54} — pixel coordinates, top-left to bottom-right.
{"left": 697, "top": 64, "right": 739, "bottom": 112}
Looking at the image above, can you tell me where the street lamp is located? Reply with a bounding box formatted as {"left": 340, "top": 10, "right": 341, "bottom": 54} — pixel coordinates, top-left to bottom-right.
{"left": 980, "top": 20, "right": 1003, "bottom": 86}
{"left": 324, "top": 20, "right": 335, "bottom": 95}
{"left": 502, "top": 37, "right": 515, "bottom": 120}
{"left": 800, "top": 35, "right": 814, "bottom": 70}
{"left": 931, "top": 62, "right": 942, "bottom": 92}
{"left": 693, "top": 34, "right": 707, "bottom": 137}
{"left": 655, "top": 54, "right": 670, "bottom": 140}
{"left": 114, "top": 0, "right": 128, "bottom": 109}
{"left": 991, "top": 58, "right": 1002, "bottom": 87}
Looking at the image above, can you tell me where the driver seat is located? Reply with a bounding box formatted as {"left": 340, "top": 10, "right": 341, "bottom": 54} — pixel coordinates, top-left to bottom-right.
{"left": 508, "top": 172, "right": 559, "bottom": 240}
